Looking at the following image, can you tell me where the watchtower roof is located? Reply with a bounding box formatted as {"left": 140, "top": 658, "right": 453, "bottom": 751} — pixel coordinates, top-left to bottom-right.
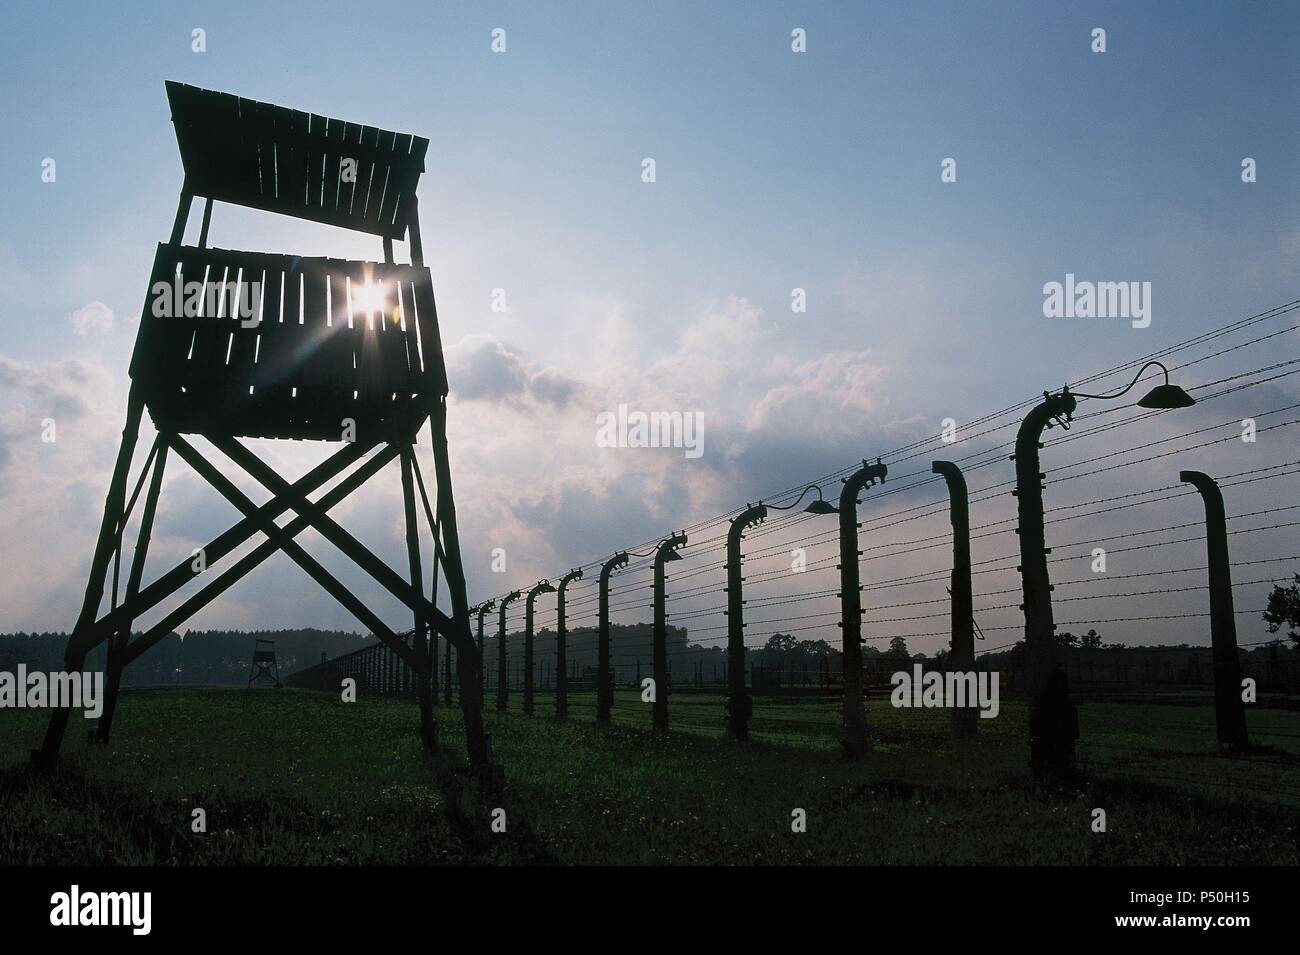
{"left": 165, "top": 81, "right": 429, "bottom": 239}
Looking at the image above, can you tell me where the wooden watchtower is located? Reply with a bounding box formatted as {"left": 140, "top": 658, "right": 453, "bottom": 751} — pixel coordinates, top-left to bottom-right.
{"left": 35, "top": 82, "right": 488, "bottom": 769}
{"left": 248, "top": 639, "right": 282, "bottom": 689}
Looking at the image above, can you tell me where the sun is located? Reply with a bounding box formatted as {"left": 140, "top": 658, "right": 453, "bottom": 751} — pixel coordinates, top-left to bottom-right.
{"left": 352, "top": 280, "right": 387, "bottom": 318}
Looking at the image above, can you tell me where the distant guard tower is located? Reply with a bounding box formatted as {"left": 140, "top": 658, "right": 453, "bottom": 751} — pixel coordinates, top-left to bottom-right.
{"left": 36, "top": 82, "right": 488, "bottom": 769}
{"left": 248, "top": 639, "right": 282, "bottom": 689}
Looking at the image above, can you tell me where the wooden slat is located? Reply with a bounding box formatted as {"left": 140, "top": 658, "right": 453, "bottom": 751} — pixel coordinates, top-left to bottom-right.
{"left": 379, "top": 264, "right": 418, "bottom": 393}
{"left": 392, "top": 277, "right": 416, "bottom": 391}
{"left": 296, "top": 258, "right": 331, "bottom": 397}
{"left": 356, "top": 126, "right": 380, "bottom": 226}
{"left": 245, "top": 260, "right": 283, "bottom": 435}
{"left": 254, "top": 258, "right": 296, "bottom": 406}
{"left": 339, "top": 121, "right": 360, "bottom": 219}
{"left": 219, "top": 262, "right": 262, "bottom": 425}
{"left": 324, "top": 117, "right": 347, "bottom": 218}
{"left": 398, "top": 276, "right": 422, "bottom": 391}
{"left": 408, "top": 271, "right": 448, "bottom": 397}
{"left": 155, "top": 253, "right": 195, "bottom": 398}
{"left": 395, "top": 136, "right": 429, "bottom": 233}
{"left": 129, "top": 244, "right": 180, "bottom": 384}
{"left": 279, "top": 107, "right": 305, "bottom": 212}
{"left": 328, "top": 264, "right": 361, "bottom": 391}
{"left": 180, "top": 254, "right": 220, "bottom": 386}
{"left": 408, "top": 135, "right": 429, "bottom": 173}
{"left": 374, "top": 274, "right": 406, "bottom": 396}
{"left": 375, "top": 132, "right": 408, "bottom": 229}
{"left": 207, "top": 260, "right": 239, "bottom": 385}
{"left": 355, "top": 285, "right": 385, "bottom": 405}
{"left": 306, "top": 113, "right": 328, "bottom": 214}
{"left": 230, "top": 99, "right": 261, "bottom": 207}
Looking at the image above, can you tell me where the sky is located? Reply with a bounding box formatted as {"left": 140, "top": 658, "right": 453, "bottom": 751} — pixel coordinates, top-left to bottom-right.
{"left": 0, "top": 1, "right": 1297, "bottom": 657}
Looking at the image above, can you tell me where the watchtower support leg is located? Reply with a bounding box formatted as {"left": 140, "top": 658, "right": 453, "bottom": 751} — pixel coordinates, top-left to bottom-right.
{"left": 409, "top": 455, "right": 447, "bottom": 713}
{"left": 35, "top": 387, "right": 146, "bottom": 768}
{"left": 400, "top": 446, "right": 438, "bottom": 751}
{"left": 444, "top": 639, "right": 454, "bottom": 705}
{"left": 97, "top": 439, "right": 169, "bottom": 744}
{"left": 428, "top": 399, "right": 490, "bottom": 772}
{"left": 197, "top": 198, "right": 213, "bottom": 249}
{"left": 406, "top": 202, "right": 424, "bottom": 267}
{"left": 169, "top": 188, "right": 193, "bottom": 246}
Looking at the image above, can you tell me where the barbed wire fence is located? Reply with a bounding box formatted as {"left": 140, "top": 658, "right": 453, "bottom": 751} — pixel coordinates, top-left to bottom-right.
{"left": 287, "top": 301, "right": 1300, "bottom": 798}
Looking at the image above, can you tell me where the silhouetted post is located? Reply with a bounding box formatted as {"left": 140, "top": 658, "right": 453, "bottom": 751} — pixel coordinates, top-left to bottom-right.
{"left": 430, "top": 634, "right": 439, "bottom": 706}
{"left": 35, "top": 390, "right": 145, "bottom": 767}
{"left": 556, "top": 568, "right": 582, "bottom": 719}
{"left": 98, "top": 440, "right": 169, "bottom": 744}
{"left": 1015, "top": 392, "right": 1078, "bottom": 774}
{"left": 1180, "top": 470, "right": 1249, "bottom": 751}
{"left": 524, "top": 580, "right": 555, "bottom": 716}
{"left": 726, "top": 504, "right": 767, "bottom": 740}
{"left": 399, "top": 448, "right": 437, "bottom": 747}
{"left": 497, "top": 590, "right": 520, "bottom": 711}
{"left": 933, "top": 460, "right": 977, "bottom": 742}
{"left": 653, "top": 533, "right": 688, "bottom": 732}
{"left": 443, "top": 638, "right": 454, "bottom": 705}
{"left": 475, "top": 600, "right": 495, "bottom": 697}
{"left": 837, "top": 459, "right": 887, "bottom": 758}
{"left": 597, "top": 552, "right": 628, "bottom": 723}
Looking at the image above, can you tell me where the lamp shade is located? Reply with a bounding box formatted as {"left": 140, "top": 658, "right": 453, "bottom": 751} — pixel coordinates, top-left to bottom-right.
{"left": 1137, "top": 383, "right": 1196, "bottom": 409}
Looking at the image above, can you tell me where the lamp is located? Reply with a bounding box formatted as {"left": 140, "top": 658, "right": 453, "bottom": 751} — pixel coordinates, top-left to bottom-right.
{"left": 768, "top": 484, "right": 840, "bottom": 515}
{"left": 1071, "top": 360, "right": 1196, "bottom": 409}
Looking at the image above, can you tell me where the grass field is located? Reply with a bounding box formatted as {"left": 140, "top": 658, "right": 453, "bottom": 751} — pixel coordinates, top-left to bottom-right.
{"left": 1, "top": 686, "right": 1297, "bottom": 864}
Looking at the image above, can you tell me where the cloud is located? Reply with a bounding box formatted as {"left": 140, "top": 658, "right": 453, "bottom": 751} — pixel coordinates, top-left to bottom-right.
{"left": 431, "top": 294, "right": 910, "bottom": 601}
{"left": 749, "top": 351, "right": 892, "bottom": 436}
{"left": 447, "top": 335, "right": 582, "bottom": 410}
{"left": 0, "top": 353, "right": 108, "bottom": 469}
{"left": 0, "top": 351, "right": 127, "bottom": 630}
{"left": 67, "top": 301, "right": 114, "bottom": 336}
{"left": 678, "top": 294, "right": 765, "bottom": 353}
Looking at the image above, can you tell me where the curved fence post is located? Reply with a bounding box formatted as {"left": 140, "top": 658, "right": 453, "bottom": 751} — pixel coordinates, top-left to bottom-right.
{"left": 1180, "top": 470, "right": 1249, "bottom": 751}
{"left": 838, "top": 458, "right": 887, "bottom": 758}
{"left": 556, "top": 569, "right": 583, "bottom": 719}
{"left": 524, "top": 580, "right": 555, "bottom": 716}
{"left": 726, "top": 505, "right": 767, "bottom": 740}
{"left": 497, "top": 590, "right": 521, "bottom": 711}
{"left": 653, "top": 533, "right": 688, "bottom": 732}
{"left": 475, "top": 600, "right": 495, "bottom": 698}
{"left": 597, "top": 553, "right": 629, "bottom": 723}
{"left": 933, "top": 460, "right": 976, "bottom": 742}
{"left": 1015, "top": 393, "right": 1079, "bottom": 774}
